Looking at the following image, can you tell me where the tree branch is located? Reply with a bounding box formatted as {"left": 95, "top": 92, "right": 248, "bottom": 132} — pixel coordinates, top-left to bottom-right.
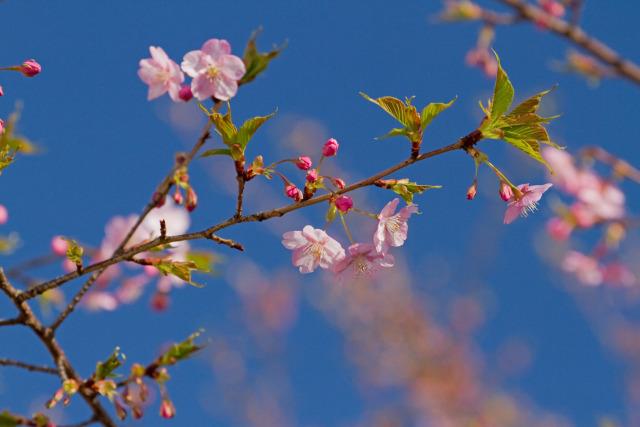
{"left": 0, "top": 358, "right": 58, "bottom": 374}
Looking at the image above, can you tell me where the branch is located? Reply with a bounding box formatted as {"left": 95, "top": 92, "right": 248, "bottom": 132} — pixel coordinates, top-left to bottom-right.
{"left": 0, "top": 358, "right": 58, "bottom": 374}
{"left": 496, "top": 0, "right": 640, "bottom": 85}
{"left": 0, "top": 316, "right": 24, "bottom": 327}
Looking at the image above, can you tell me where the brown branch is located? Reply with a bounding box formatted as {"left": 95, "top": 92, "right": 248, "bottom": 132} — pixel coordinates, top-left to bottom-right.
{"left": 0, "top": 358, "right": 58, "bottom": 374}
{"left": 235, "top": 175, "right": 246, "bottom": 218}
{"left": 496, "top": 0, "right": 640, "bottom": 85}
{"left": 0, "top": 316, "right": 24, "bottom": 327}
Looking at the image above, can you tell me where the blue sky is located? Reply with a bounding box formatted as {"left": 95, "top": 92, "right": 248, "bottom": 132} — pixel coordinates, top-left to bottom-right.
{"left": 1, "top": 1, "right": 639, "bottom": 426}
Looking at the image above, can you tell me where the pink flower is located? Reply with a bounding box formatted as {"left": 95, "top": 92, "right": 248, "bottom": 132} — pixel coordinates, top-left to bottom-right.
{"left": 181, "top": 39, "right": 246, "bottom": 101}
{"left": 82, "top": 291, "right": 119, "bottom": 311}
{"left": 138, "top": 47, "right": 184, "bottom": 102}
{"left": 562, "top": 251, "right": 602, "bottom": 286}
{"left": 601, "top": 261, "right": 635, "bottom": 287}
{"left": 0, "top": 118, "right": 4, "bottom": 135}
{"left": 374, "top": 198, "right": 419, "bottom": 253}
{"left": 51, "top": 235, "right": 69, "bottom": 255}
{"left": 285, "top": 185, "right": 303, "bottom": 202}
{"left": 177, "top": 84, "right": 194, "bottom": 102}
{"left": 335, "top": 195, "right": 353, "bottom": 212}
{"left": 333, "top": 243, "right": 394, "bottom": 285}
{"left": 465, "top": 47, "right": 497, "bottom": 78}
{"left": 295, "top": 156, "right": 312, "bottom": 170}
{"left": 282, "top": 226, "right": 345, "bottom": 274}
{"left": 322, "top": 138, "right": 339, "bottom": 157}
{"left": 20, "top": 60, "right": 41, "bottom": 77}
{"left": 0, "top": 204, "right": 7, "bottom": 224}
{"left": 546, "top": 217, "right": 573, "bottom": 241}
{"left": 504, "top": 183, "right": 553, "bottom": 224}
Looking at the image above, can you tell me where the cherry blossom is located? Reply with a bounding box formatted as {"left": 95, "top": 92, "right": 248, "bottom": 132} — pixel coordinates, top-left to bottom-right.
{"left": 322, "top": 138, "right": 339, "bottom": 156}
{"left": 295, "top": 156, "right": 312, "bottom": 170}
{"left": 374, "top": 198, "right": 419, "bottom": 253}
{"left": 333, "top": 243, "right": 394, "bottom": 285}
{"left": 504, "top": 183, "right": 553, "bottom": 224}
{"left": 282, "top": 226, "right": 345, "bottom": 274}
{"left": 562, "top": 251, "right": 602, "bottom": 286}
{"left": 20, "top": 60, "right": 41, "bottom": 77}
{"left": 181, "top": 39, "right": 246, "bottom": 101}
{"left": 138, "top": 46, "right": 184, "bottom": 102}
{"left": 335, "top": 195, "right": 353, "bottom": 212}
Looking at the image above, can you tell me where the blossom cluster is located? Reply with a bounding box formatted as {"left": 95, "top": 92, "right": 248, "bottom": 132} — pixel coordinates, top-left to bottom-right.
{"left": 542, "top": 147, "right": 634, "bottom": 287}
{"left": 282, "top": 198, "right": 418, "bottom": 285}
{"left": 138, "top": 39, "right": 246, "bottom": 103}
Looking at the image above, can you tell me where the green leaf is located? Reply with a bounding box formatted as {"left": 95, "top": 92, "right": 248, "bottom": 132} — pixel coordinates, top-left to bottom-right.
{"left": 0, "top": 410, "right": 19, "bottom": 427}
{"left": 61, "top": 238, "right": 83, "bottom": 266}
{"left": 505, "top": 85, "right": 557, "bottom": 118}
{"left": 199, "top": 148, "right": 232, "bottom": 158}
{"left": 376, "top": 128, "right": 410, "bottom": 140}
{"left": 95, "top": 347, "right": 125, "bottom": 381}
{"left": 202, "top": 104, "right": 237, "bottom": 147}
{"left": 158, "top": 330, "right": 206, "bottom": 366}
{"left": 388, "top": 179, "right": 441, "bottom": 204}
{"left": 360, "top": 93, "right": 419, "bottom": 129}
{"left": 236, "top": 109, "right": 277, "bottom": 149}
{"left": 489, "top": 53, "right": 514, "bottom": 121}
{"left": 420, "top": 97, "right": 456, "bottom": 129}
{"left": 240, "top": 27, "right": 288, "bottom": 85}
{"left": 155, "top": 259, "right": 209, "bottom": 287}
{"left": 186, "top": 250, "right": 220, "bottom": 274}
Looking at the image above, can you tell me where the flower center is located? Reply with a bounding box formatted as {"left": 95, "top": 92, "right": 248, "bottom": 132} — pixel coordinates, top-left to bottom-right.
{"left": 353, "top": 255, "right": 373, "bottom": 279}
{"left": 206, "top": 65, "right": 220, "bottom": 80}
{"left": 304, "top": 242, "right": 325, "bottom": 262}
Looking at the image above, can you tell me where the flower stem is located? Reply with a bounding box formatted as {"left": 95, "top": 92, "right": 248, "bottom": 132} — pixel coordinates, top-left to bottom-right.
{"left": 339, "top": 212, "right": 355, "bottom": 245}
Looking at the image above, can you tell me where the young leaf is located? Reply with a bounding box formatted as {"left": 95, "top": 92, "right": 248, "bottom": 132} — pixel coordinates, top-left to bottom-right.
{"left": 505, "top": 86, "right": 557, "bottom": 118}
{"left": 61, "top": 238, "right": 83, "bottom": 267}
{"left": 420, "top": 97, "right": 457, "bottom": 129}
{"left": 0, "top": 410, "right": 19, "bottom": 427}
{"left": 489, "top": 53, "right": 514, "bottom": 121}
{"left": 240, "top": 27, "right": 288, "bottom": 85}
{"left": 236, "top": 109, "right": 277, "bottom": 149}
{"left": 199, "top": 148, "right": 232, "bottom": 158}
{"left": 376, "top": 128, "right": 410, "bottom": 140}
{"left": 158, "top": 329, "right": 206, "bottom": 366}
{"left": 208, "top": 108, "right": 238, "bottom": 147}
{"left": 95, "top": 347, "right": 125, "bottom": 380}
{"left": 388, "top": 179, "right": 441, "bottom": 204}
{"left": 154, "top": 259, "right": 209, "bottom": 287}
{"left": 360, "top": 93, "right": 419, "bottom": 129}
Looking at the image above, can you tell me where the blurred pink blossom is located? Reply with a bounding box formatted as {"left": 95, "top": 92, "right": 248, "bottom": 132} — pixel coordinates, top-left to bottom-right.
{"left": 282, "top": 226, "right": 345, "bottom": 274}
{"left": 504, "top": 183, "right": 552, "bottom": 224}
{"left": 562, "top": 251, "right": 602, "bottom": 286}
{"left": 333, "top": 243, "right": 394, "bottom": 285}
{"left": 601, "top": 262, "right": 635, "bottom": 287}
{"left": 465, "top": 47, "right": 497, "bottom": 78}
{"left": 82, "top": 291, "right": 119, "bottom": 311}
{"left": 546, "top": 217, "right": 574, "bottom": 241}
{"left": 374, "top": 198, "right": 418, "bottom": 253}
{"left": 0, "top": 204, "right": 7, "bottom": 224}
{"left": 51, "top": 235, "right": 69, "bottom": 255}
{"left": 138, "top": 46, "right": 184, "bottom": 102}
{"left": 181, "top": 39, "right": 245, "bottom": 101}
{"left": 177, "top": 84, "right": 194, "bottom": 102}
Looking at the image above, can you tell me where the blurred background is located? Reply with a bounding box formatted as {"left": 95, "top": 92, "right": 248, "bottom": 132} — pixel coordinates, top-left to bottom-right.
{"left": 0, "top": 1, "right": 639, "bottom": 426}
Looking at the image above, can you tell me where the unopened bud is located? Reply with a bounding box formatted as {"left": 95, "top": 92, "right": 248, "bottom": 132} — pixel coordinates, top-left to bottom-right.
{"left": 173, "top": 188, "right": 183, "bottom": 204}
{"left": 331, "top": 178, "right": 345, "bottom": 189}
{"left": 131, "top": 403, "right": 143, "bottom": 419}
{"left": 285, "top": 185, "right": 303, "bottom": 202}
{"left": 174, "top": 152, "right": 188, "bottom": 165}
{"left": 295, "top": 156, "right": 312, "bottom": 170}
{"left": 160, "top": 399, "right": 176, "bottom": 419}
{"left": 466, "top": 184, "right": 477, "bottom": 200}
{"left": 499, "top": 183, "right": 513, "bottom": 201}
{"left": 114, "top": 399, "right": 127, "bottom": 420}
{"left": 21, "top": 60, "right": 41, "bottom": 77}
{"left": 178, "top": 85, "right": 193, "bottom": 102}
{"left": 306, "top": 169, "right": 318, "bottom": 183}
{"left": 151, "top": 291, "right": 170, "bottom": 312}
{"left": 0, "top": 85, "right": 3, "bottom": 96}
{"left": 335, "top": 195, "right": 353, "bottom": 212}
{"left": 0, "top": 118, "right": 4, "bottom": 135}
{"left": 185, "top": 188, "right": 197, "bottom": 212}
{"left": 322, "top": 138, "right": 339, "bottom": 157}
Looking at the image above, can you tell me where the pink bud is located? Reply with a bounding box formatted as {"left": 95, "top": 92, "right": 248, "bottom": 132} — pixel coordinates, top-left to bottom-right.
{"left": 499, "top": 183, "right": 513, "bottom": 201}
{"left": 0, "top": 204, "right": 7, "bottom": 224}
{"left": 335, "top": 195, "right": 353, "bottom": 212}
{"left": 131, "top": 403, "right": 143, "bottom": 419}
{"left": 173, "top": 188, "right": 183, "bottom": 204}
{"left": 178, "top": 85, "right": 193, "bottom": 102}
{"left": 285, "top": 185, "right": 303, "bottom": 202}
{"left": 466, "top": 184, "right": 477, "bottom": 200}
{"left": 151, "top": 291, "right": 170, "bottom": 312}
{"left": 0, "top": 118, "right": 4, "bottom": 134}
{"left": 114, "top": 399, "right": 127, "bottom": 420}
{"left": 160, "top": 399, "right": 176, "bottom": 419}
{"left": 306, "top": 169, "right": 318, "bottom": 183}
{"left": 51, "top": 235, "right": 69, "bottom": 255}
{"left": 332, "top": 178, "right": 345, "bottom": 189}
{"left": 21, "top": 60, "right": 41, "bottom": 77}
{"left": 295, "top": 156, "right": 312, "bottom": 170}
{"left": 0, "top": 85, "right": 3, "bottom": 96}
{"left": 185, "top": 188, "right": 197, "bottom": 212}
{"left": 322, "top": 138, "right": 339, "bottom": 157}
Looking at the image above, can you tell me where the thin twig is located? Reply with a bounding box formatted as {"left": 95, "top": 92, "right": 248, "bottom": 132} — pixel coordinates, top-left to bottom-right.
{"left": 0, "top": 316, "right": 24, "bottom": 327}
{"left": 497, "top": 0, "right": 640, "bottom": 85}
{"left": 235, "top": 175, "right": 246, "bottom": 218}
{"left": 58, "top": 418, "right": 99, "bottom": 427}
{"left": 0, "top": 358, "right": 58, "bottom": 374}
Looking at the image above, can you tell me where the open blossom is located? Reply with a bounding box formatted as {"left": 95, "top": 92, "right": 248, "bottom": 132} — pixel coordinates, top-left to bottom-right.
{"left": 333, "top": 243, "right": 394, "bottom": 285}
{"left": 282, "top": 226, "right": 345, "bottom": 274}
{"left": 181, "top": 39, "right": 246, "bottom": 101}
{"left": 138, "top": 46, "right": 184, "bottom": 102}
{"left": 374, "top": 198, "right": 419, "bottom": 253}
{"left": 504, "top": 183, "right": 553, "bottom": 224}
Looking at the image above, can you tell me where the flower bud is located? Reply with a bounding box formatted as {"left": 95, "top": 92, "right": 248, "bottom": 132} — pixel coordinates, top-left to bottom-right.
{"left": 0, "top": 204, "right": 8, "bottom": 225}
{"left": 131, "top": 403, "right": 143, "bottom": 419}
{"left": 499, "top": 183, "right": 513, "bottom": 201}
{"left": 21, "top": 60, "right": 41, "bottom": 77}
{"left": 178, "top": 84, "right": 193, "bottom": 102}
{"left": 331, "top": 178, "right": 345, "bottom": 189}
{"left": 114, "top": 399, "right": 127, "bottom": 420}
{"left": 185, "top": 187, "right": 197, "bottom": 212}
{"left": 335, "top": 195, "right": 353, "bottom": 212}
{"left": 160, "top": 399, "right": 176, "bottom": 419}
{"left": 173, "top": 188, "right": 183, "bottom": 204}
{"left": 295, "top": 156, "right": 312, "bottom": 170}
{"left": 466, "top": 184, "right": 477, "bottom": 200}
{"left": 151, "top": 291, "right": 170, "bottom": 312}
{"left": 322, "top": 138, "right": 339, "bottom": 157}
{"left": 285, "top": 185, "right": 303, "bottom": 202}
{"left": 0, "top": 85, "right": 3, "bottom": 96}
{"left": 0, "top": 118, "right": 4, "bottom": 135}
{"left": 306, "top": 169, "right": 318, "bottom": 183}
